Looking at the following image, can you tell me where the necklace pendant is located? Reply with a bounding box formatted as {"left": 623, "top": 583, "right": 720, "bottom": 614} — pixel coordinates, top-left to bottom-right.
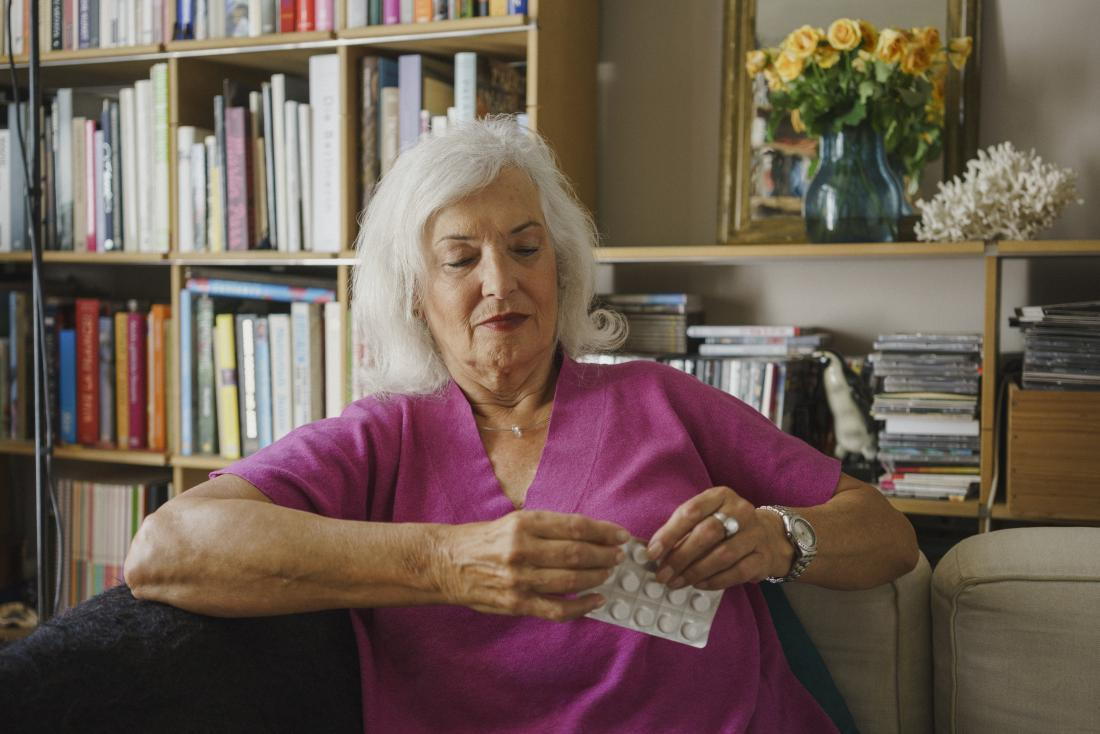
{"left": 510, "top": 425, "right": 523, "bottom": 438}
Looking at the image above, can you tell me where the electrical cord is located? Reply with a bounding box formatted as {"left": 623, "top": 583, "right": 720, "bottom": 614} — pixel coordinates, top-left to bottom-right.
{"left": 6, "top": 0, "right": 63, "bottom": 619}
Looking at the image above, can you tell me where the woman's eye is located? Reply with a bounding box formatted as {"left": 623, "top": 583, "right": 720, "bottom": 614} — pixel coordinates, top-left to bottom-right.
{"left": 514, "top": 245, "right": 540, "bottom": 257}
{"left": 445, "top": 257, "right": 475, "bottom": 268}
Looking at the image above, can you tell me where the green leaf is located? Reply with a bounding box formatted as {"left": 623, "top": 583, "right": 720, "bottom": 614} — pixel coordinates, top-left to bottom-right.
{"left": 899, "top": 87, "right": 926, "bottom": 107}
{"left": 836, "top": 101, "right": 867, "bottom": 128}
{"left": 874, "top": 60, "right": 893, "bottom": 83}
{"left": 858, "top": 80, "right": 877, "bottom": 103}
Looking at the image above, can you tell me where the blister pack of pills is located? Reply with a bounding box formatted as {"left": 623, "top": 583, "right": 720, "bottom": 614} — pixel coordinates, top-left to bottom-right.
{"left": 582, "top": 538, "right": 725, "bottom": 648}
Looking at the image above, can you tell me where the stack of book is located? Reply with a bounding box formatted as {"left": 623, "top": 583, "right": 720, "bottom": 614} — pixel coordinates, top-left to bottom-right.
{"left": 178, "top": 269, "right": 342, "bottom": 460}
{"left": 1011, "top": 300, "right": 1100, "bottom": 390}
{"left": 0, "top": 290, "right": 172, "bottom": 452}
{"left": 686, "top": 324, "right": 828, "bottom": 357}
{"left": 347, "top": 0, "right": 527, "bottom": 28}
{"left": 57, "top": 469, "right": 171, "bottom": 609}
{"left": 3, "top": 0, "right": 176, "bottom": 53}
{"left": 599, "top": 293, "right": 702, "bottom": 355}
{"left": 870, "top": 333, "right": 982, "bottom": 501}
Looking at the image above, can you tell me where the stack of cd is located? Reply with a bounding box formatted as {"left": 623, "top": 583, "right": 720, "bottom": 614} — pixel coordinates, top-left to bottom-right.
{"left": 599, "top": 293, "right": 702, "bottom": 355}
{"left": 1011, "top": 300, "right": 1100, "bottom": 390}
{"left": 869, "top": 333, "right": 982, "bottom": 501}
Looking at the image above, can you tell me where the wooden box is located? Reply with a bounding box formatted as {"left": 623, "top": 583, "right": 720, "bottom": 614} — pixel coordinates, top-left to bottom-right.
{"left": 1007, "top": 385, "right": 1100, "bottom": 520}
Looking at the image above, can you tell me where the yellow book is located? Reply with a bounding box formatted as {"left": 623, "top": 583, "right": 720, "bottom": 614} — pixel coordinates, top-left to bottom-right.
{"left": 213, "top": 313, "right": 240, "bottom": 460}
{"left": 114, "top": 311, "right": 129, "bottom": 448}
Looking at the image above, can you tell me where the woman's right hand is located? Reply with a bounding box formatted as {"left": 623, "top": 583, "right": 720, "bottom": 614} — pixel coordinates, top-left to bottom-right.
{"left": 432, "top": 510, "right": 630, "bottom": 621}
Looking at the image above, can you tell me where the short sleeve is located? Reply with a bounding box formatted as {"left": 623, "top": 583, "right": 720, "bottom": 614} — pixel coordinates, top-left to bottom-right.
{"left": 664, "top": 367, "right": 841, "bottom": 509}
{"left": 209, "top": 400, "right": 398, "bottom": 522}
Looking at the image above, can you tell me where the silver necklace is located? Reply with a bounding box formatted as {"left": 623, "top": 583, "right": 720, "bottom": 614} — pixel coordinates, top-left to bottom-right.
{"left": 476, "top": 416, "right": 550, "bottom": 438}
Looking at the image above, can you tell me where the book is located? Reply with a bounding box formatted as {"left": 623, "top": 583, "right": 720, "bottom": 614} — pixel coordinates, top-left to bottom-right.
{"left": 291, "top": 301, "right": 323, "bottom": 427}
{"left": 177, "top": 126, "right": 196, "bottom": 251}
{"left": 686, "top": 324, "right": 807, "bottom": 338}
{"left": 454, "top": 51, "right": 477, "bottom": 123}
{"left": 195, "top": 295, "right": 217, "bottom": 454}
{"left": 324, "top": 300, "right": 342, "bottom": 418}
{"left": 114, "top": 310, "right": 129, "bottom": 448}
{"left": 298, "top": 102, "right": 313, "bottom": 251}
{"left": 235, "top": 313, "right": 260, "bottom": 456}
{"left": 191, "top": 138, "right": 208, "bottom": 251}
{"left": 213, "top": 312, "right": 241, "bottom": 459}
{"left": 75, "top": 298, "right": 100, "bottom": 445}
{"left": 119, "top": 87, "right": 139, "bottom": 252}
{"left": 184, "top": 277, "right": 335, "bottom": 303}
{"left": 284, "top": 98, "right": 302, "bottom": 251}
{"left": 883, "top": 415, "right": 980, "bottom": 437}
{"left": 148, "top": 303, "right": 171, "bottom": 451}
{"left": 134, "top": 79, "right": 152, "bottom": 250}
{"left": 224, "top": 106, "right": 251, "bottom": 250}
{"left": 267, "top": 312, "right": 293, "bottom": 441}
{"left": 0, "top": 130, "right": 8, "bottom": 251}
{"left": 309, "top": 53, "right": 341, "bottom": 252}
{"left": 85, "top": 119, "right": 97, "bottom": 250}
{"left": 261, "top": 81, "right": 278, "bottom": 249}
{"left": 150, "top": 63, "right": 171, "bottom": 252}
{"left": 98, "top": 315, "right": 115, "bottom": 445}
{"left": 127, "top": 305, "right": 148, "bottom": 449}
{"left": 254, "top": 316, "right": 273, "bottom": 448}
{"left": 380, "top": 86, "right": 400, "bottom": 176}
{"left": 295, "top": 0, "right": 313, "bottom": 31}
{"left": 205, "top": 135, "right": 224, "bottom": 251}
{"left": 59, "top": 329, "right": 77, "bottom": 443}
{"left": 698, "top": 343, "right": 819, "bottom": 357}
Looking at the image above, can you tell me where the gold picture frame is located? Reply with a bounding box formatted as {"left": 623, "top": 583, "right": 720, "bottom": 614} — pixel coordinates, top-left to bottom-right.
{"left": 717, "top": 0, "right": 982, "bottom": 243}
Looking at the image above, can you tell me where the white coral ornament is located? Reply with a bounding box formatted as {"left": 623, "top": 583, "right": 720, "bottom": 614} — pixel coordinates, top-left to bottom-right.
{"left": 915, "top": 142, "right": 1083, "bottom": 241}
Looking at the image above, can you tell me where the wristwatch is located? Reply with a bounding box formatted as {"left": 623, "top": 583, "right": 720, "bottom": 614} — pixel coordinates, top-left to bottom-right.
{"left": 758, "top": 505, "right": 817, "bottom": 583}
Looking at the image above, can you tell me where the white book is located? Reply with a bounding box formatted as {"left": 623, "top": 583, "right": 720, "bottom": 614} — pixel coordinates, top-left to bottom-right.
{"left": 261, "top": 0, "right": 275, "bottom": 33}
{"left": 196, "top": 0, "right": 208, "bottom": 39}
{"left": 297, "top": 103, "right": 313, "bottom": 252}
{"left": 290, "top": 302, "right": 323, "bottom": 427}
{"left": 267, "top": 313, "right": 294, "bottom": 441}
{"left": 191, "top": 141, "right": 207, "bottom": 251}
{"left": 346, "top": 0, "right": 367, "bottom": 27}
{"left": 248, "top": 0, "right": 262, "bottom": 35}
{"left": 118, "top": 0, "right": 133, "bottom": 47}
{"left": 380, "top": 86, "right": 399, "bottom": 177}
{"left": 140, "top": 0, "right": 155, "bottom": 44}
{"left": 400, "top": 0, "right": 412, "bottom": 23}
{"left": 309, "top": 54, "right": 341, "bottom": 252}
{"left": 284, "top": 99, "right": 301, "bottom": 252}
{"left": 84, "top": 121, "right": 95, "bottom": 249}
{"left": 176, "top": 126, "right": 195, "bottom": 251}
{"left": 884, "top": 416, "right": 981, "bottom": 437}
{"left": 271, "top": 74, "right": 288, "bottom": 251}
{"left": 205, "top": 135, "right": 222, "bottom": 251}
{"left": 208, "top": 0, "right": 226, "bottom": 37}
{"left": 9, "top": 0, "right": 23, "bottom": 55}
{"left": 454, "top": 52, "right": 477, "bottom": 123}
{"left": 118, "top": 87, "right": 139, "bottom": 252}
{"left": 323, "top": 301, "right": 342, "bottom": 418}
{"left": 150, "top": 63, "right": 170, "bottom": 252}
{"left": 0, "top": 130, "right": 8, "bottom": 251}
{"left": 133, "top": 79, "right": 152, "bottom": 251}
{"left": 94, "top": 129, "right": 106, "bottom": 250}
{"left": 100, "top": 0, "right": 114, "bottom": 48}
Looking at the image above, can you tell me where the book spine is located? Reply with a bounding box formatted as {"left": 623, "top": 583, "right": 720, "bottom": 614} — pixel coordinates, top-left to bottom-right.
{"left": 151, "top": 63, "right": 170, "bottom": 252}
{"left": 134, "top": 80, "right": 152, "bottom": 250}
{"left": 119, "top": 88, "right": 138, "bottom": 251}
{"left": 346, "top": 0, "right": 365, "bottom": 26}
{"left": 248, "top": 91, "right": 264, "bottom": 247}
{"left": 75, "top": 298, "right": 100, "bottom": 445}
{"left": 359, "top": 57, "right": 379, "bottom": 209}
{"left": 260, "top": 0, "right": 274, "bottom": 33}
{"left": 314, "top": 0, "right": 331, "bottom": 30}
{"left": 93, "top": 126, "right": 105, "bottom": 250}
{"left": 382, "top": 0, "right": 397, "bottom": 23}
{"left": 114, "top": 310, "right": 128, "bottom": 447}
{"left": 267, "top": 312, "right": 293, "bottom": 441}
{"left": 283, "top": 99, "right": 301, "bottom": 252}
{"left": 59, "top": 329, "right": 77, "bottom": 443}
{"left": 488, "top": 0, "right": 504, "bottom": 15}
{"left": 271, "top": 74, "right": 288, "bottom": 251}
{"left": 253, "top": 316, "right": 273, "bottom": 448}
{"left": 178, "top": 289, "right": 193, "bottom": 455}
{"left": 379, "top": 86, "right": 399, "bottom": 177}
{"left": 205, "top": 135, "right": 223, "bottom": 251}
{"left": 413, "top": 0, "right": 429, "bottom": 22}
{"left": 308, "top": 53, "right": 340, "bottom": 252}
{"left": 297, "top": 103, "right": 312, "bottom": 251}
{"left": 109, "top": 100, "right": 123, "bottom": 250}
{"left": 454, "top": 51, "right": 476, "bottom": 122}
{"left": 213, "top": 312, "right": 241, "bottom": 459}
{"left": 195, "top": 295, "right": 217, "bottom": 454}
{"left": 98, "top": 315, "right": 115, "bottom": 445}
{"left": 397, "top": 54, "right": 421, "bottom": 152}
{"left": 84, "top": 119, "right": 97, "bottom": 250}
{"left": 261, "top": 82, "right": 278, "bottom": 249}
{"left": 278, "top": 0, "right": 294, "bottom": 31}
{"left": 323, "top": 300, "right": 341, "bottom": 418}
{"left": 126, "top": 309, "right": 147, "bottom": 448}
{"left": 224, "top": 107, "right": 250, "bottom": 250}
{"left": 248, "top": 0, "right": 261, "bottom": 35}
{"left": 295, "top": 0, "right": 312, "bottom": 30}
{"left": 186, "top": 279, "right": 334, "bottom": 303}
{"left": 176, "top": 126, "right": 195, "bottom": 251}
{"left": 191, "top": 141, "right": 207, "bottom": 251}
{"left": 213, "top": 94, "right": 229, "bottom": 251}
{"left": 148, "top": 303, "right": 169, "bottom": 451}
{"left": 0, "top": 131, "right": 8, "bottom": 251}
{"left": 235, "top": 314, "right": 259, "bottom": 455}
{"left": 400, "top": 0, "right": 411, "bottom": 23}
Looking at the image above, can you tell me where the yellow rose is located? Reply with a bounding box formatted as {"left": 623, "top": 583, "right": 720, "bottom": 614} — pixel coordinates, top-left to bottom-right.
{"left": 827, "top": 18, "right": 861, "bottom": 51}
{"left": 791, "top": 108, "right": 806, "bottom": 134}
{"left": 875, "top": 28, "right": 907, "bottom": 64}
{"left": 745, "top": 49, "right": 768, "bottom": 76}
{"left": 857, "top": 19, "right": 878, "bottom": 51}
{"left": 763, "top": 67, "right": 784, "bottom": 91}
{"left": 815, "top": 45, "right": 841, "bottom": 69}
{"left": 912, "top": 26, "right": 942, "bottom": 54}
{"left": 932, "top": 75, "right": 945, "bottom": 104}
{"left": 902, "top": 43, "right": 932, "bottom": 75}
{"left": 784, "top": 25, "right": 822, "bottom": 60}
{"left": 949, "top": 36, "right": 973, "bottom": 70}
{"left": 774, "top": 49, "right": 806, "bottom": 83}
{"left": 852, "top": 55, "right": 868, "bottom": 73}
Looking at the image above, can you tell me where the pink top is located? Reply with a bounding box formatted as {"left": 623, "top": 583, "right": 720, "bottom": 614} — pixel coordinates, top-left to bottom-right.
{"left": 214, "top": 356, "right": 841, "bottom": 733}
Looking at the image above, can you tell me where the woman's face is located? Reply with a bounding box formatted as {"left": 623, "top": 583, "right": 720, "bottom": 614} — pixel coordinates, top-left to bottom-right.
{"left": 420, "top": 167, "right": 559, "bottom": 384}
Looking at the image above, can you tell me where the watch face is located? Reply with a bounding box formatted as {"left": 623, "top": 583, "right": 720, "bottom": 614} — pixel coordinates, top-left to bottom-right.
{"left": 791, "top": 518, "right": 816, "bottom": 548}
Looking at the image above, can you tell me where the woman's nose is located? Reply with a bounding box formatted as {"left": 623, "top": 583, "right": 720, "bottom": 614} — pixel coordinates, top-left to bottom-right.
{"left": 480, "top": 248, "right": 518, "bottom": 299}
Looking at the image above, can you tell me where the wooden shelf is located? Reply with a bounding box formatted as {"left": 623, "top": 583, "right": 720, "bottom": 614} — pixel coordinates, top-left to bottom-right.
{"left": 41, "top": 44, "right": 164, "bottom": 65}
{"left": 990, "top": 502, "right": 1100, "bottom": 524}
{"left": 887, "top": 497, "right": 981, "bottom": 518}
{"left": 0, "top": 440, "right": 168, "bottom": 466}
{"left": 991, "top": 239, "right": 1100, "bottom": 257}
{"left": 165, "top": 30, "right": 335, "bottom": 54}
{"left": 338, "top": 16, "right": 530, "bottom": 56}
{"left": 596, "top": 241, "right": 985, "bottom": 263}
{"left": 170, "top": 454, "right": 234, "bottom": 471}
{"left": 0, "top": 251, "right": 168, "bottom": 264}
{"left": 171, "top": 251, "right": 345, "bottom": 266}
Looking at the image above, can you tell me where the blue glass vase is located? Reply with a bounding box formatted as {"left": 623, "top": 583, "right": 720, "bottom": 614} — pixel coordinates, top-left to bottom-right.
{"left": 803, "top": 123, "right": 905, "bottom": 243}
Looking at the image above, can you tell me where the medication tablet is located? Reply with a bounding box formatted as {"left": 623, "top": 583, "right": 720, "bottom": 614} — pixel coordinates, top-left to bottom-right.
{"left": 582, "top": 538, "right": 725, "bottom": 648}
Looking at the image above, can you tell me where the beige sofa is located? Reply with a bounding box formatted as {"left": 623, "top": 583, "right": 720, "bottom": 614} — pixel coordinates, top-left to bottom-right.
{"left": 783, "top": 526, "right": 1100, "bottom": 733}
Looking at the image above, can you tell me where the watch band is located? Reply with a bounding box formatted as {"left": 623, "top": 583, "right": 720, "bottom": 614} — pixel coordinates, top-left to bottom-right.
{"left": 758, "top": 505, "right": 817, "bottom": 583}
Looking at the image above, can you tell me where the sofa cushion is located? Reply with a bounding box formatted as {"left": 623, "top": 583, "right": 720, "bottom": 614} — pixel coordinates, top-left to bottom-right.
{"left": 932, "top": 527, "right": 1100, "bottom": 734}
{"left": 783, "top": 554, "right": 932, "bottom": 734}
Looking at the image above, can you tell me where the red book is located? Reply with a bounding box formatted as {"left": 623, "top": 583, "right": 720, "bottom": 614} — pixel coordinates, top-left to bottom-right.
{"left": 296, "top": 0, "right": 315, "bottom": 31}
{"left": 224, "top": 107, "right": 251, "bottom": 251}
{"left": 75, "top": 299, "right": 100, "bottom": 446}
{"left": 414, "top": 0, "right": 431, "bottom": 22}
{"left": 84, "top": 120, "right": 97, "bottom": 251}
{"left": 280, "top": 0, "right": 296, "bottom": 31}
{"left": 127, "top": 310, "right": 148, "bottom": 449}
{"left": 147, "top": 304, "right": 171, "bottom": 451}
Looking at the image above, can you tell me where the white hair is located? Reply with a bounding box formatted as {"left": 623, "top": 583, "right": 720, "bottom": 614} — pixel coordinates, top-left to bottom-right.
{"left": 350, "top": 116, "right": 625, "bottom": 397}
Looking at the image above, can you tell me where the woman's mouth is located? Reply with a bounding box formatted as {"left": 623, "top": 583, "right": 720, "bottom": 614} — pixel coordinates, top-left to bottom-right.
{"left": 478, "top": 313, "right": 528, "bottom": 331}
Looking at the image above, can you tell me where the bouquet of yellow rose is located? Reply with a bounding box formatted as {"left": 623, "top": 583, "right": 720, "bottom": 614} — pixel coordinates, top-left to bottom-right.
{"left": 746, "top": 19, "right": 973, "bottom": 195}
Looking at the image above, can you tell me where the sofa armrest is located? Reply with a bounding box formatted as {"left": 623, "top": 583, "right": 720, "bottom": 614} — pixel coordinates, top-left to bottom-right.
{"left": 0, "top": 585, "right": 362, "bottom": 733}
{"left": 932, "top": 527, "right": 1100, "bottom": 734}
{"left": 783, "top": 553, "right": 933, "bottom": 734}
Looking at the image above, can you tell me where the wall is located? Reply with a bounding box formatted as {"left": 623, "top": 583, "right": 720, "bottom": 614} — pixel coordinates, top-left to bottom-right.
{"left": 596, "top": 0, "right": 1100, "bottom": 355}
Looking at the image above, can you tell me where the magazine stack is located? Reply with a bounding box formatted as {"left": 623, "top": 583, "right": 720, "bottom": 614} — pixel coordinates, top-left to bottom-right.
{"left": 1011, "top": 300, "right": 1100, "bottom": 390}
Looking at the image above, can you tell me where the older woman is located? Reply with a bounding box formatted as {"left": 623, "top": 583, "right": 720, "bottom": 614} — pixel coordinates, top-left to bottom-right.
{"left": 124, "top": 118, "right": 918, "bottom": 732}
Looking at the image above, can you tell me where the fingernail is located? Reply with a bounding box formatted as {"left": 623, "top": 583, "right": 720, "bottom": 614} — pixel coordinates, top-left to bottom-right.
{"left": 615, "top": 550, "right": 626, "bottom": 564}
{"left": 669, "top": 577, "right": 685, "bottom": 590}
{"left": 616, "top": 529, "right": 630, "bottom": 543}
{"left": 647, "top": 541, "right": 663, "bottom": 559}
{"left": 592, "top": 594, "right": 606, "bottom": 608}
{"left": 655, "top": 567, "right": 672, "bottom": 584}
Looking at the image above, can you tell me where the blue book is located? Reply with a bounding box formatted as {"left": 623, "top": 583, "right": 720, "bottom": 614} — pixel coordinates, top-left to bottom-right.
{"left": 184, "top": 278, "right": 335, "bottom": 303}
{"left": 508, "top": 0, "right": 525, "bottom": 13}
{"left": 59, "top": 329, "right": 77, "bottom": 444}
{"left": 179, "top": 289, "right": 194, "bottom": 455}
{"left": 254, "top": 316, "right": 273, "bottom": 449}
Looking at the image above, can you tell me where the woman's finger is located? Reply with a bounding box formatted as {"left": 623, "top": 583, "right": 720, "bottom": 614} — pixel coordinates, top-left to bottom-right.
{"left": 526, "top": 538, "right": 625, "bottom": 569}
{"left": 692, "top": 551, "right": 770, "bottom": 590}
{"left": 646, "top": 487, "right": 729, "bottom": 561}
{"left": 669, "top": 534, "right": 756, "bottom": 589}
{"left": 518, "top": 510, "right": 631, "bottom": 546}
{"left": 523, "top": 566, "right": 617, "bottom": 595}
{"left": 653, "top": 514, "right": 728, "bottom": 586}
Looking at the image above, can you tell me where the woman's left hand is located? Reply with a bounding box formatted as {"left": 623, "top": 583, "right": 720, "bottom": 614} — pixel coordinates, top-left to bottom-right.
{"left": 646, "top": 486, "right": 793, "bottom": 591}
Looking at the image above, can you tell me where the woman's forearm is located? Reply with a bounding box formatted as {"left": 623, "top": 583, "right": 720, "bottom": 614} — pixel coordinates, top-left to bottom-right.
{"left": 124, "top": 496, "right": 448, "bottom": 617}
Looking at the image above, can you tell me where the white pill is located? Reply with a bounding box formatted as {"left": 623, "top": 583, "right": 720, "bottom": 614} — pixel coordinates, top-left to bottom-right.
{"left": 681, "top": 622, "right": 704, "bottom": 641}
{"left": 667, "top": 587, "right": 688, "bottom": 606}
{"left": 631, "top": 545, "right": 650, "bottom": 565}
{"left": 610, "top": 600, "right": 631, "bottom": 621}
{"left": 634, "top": 607, "right": 656, "bottom": 627}
{"left": 644, "top": 581, "right": 664, "bottom": 599}
{"left": 691, "top": 593, "right": 711, "bottom": 612}
{"left": 657, "top": 613, "right": 677, "bottom": 634}
{"left": 620, "top": 571, "right": 641, "bottom": 593}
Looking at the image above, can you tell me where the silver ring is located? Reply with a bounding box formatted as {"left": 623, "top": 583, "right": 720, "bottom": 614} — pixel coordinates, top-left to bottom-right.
{"left": 712, "top": 511, "right": 740, "bottom": 540}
